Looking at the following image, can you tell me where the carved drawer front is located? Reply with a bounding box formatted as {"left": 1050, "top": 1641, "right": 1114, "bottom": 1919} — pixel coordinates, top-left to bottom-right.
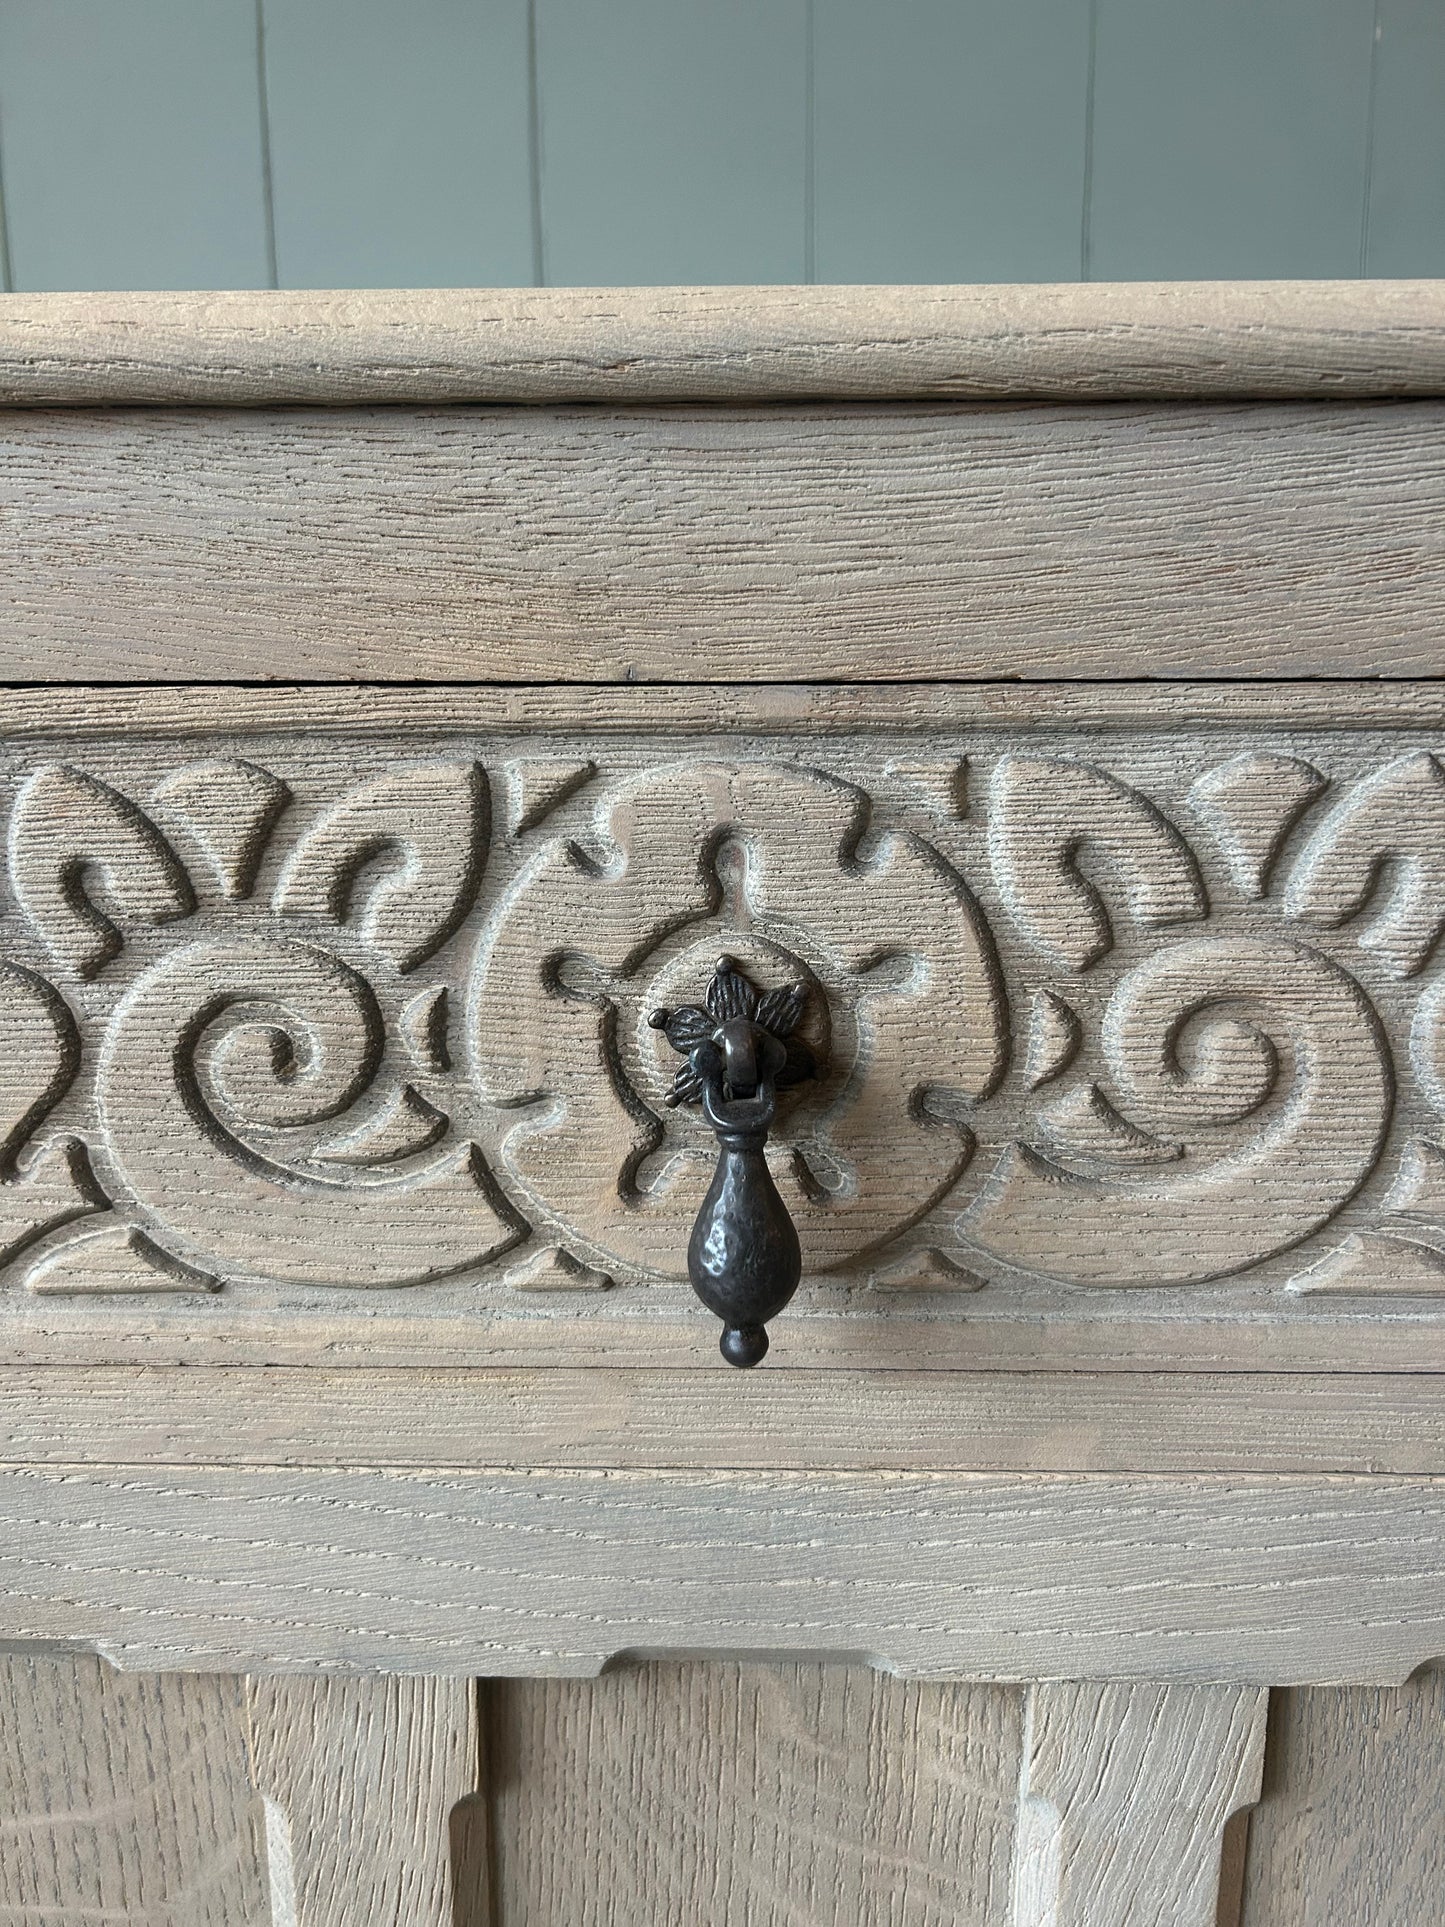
{"left": 1, "top": 684, "right": 1439, "bottom": 1376}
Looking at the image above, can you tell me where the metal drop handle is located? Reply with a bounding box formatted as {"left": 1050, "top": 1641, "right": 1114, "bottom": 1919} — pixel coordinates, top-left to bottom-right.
{"left": 651, "top": 958, "right": 817, "bottom": 1367}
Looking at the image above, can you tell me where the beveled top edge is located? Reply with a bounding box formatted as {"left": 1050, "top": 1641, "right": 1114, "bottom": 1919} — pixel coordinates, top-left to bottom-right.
{"left": 0, "top": 281, "right": 1443, "bottom": 406}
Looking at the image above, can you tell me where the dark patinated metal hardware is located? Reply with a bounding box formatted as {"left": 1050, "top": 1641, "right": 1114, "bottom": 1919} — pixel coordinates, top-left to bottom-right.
{"left": 650, "top": 958, "right": 817, "bottom": 1368}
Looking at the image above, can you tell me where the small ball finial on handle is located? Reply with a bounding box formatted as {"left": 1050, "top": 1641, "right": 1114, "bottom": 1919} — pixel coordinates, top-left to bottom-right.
{"left": 720, "top": 1324, "right": 769, "bottom": 1369}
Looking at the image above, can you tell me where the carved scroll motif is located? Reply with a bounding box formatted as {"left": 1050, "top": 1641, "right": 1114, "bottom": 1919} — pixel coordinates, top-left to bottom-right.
{"left": 1, "top": 738, "right": 1444, "bottom": 1303}
{"left": 0, "top": 759, "right": 519, "bottom": 1293}
{"left": 472, "top": 761, "right": 1005, "bottom": 1279}
{"left": 963, "top": 938, "right": 1391, "bottom": 1286}
{"left": 970, "top": 753, "right": 1402, "bottom": 1290}
{"left": 97, "top": 937, "right": 511, "bottom": 1288}
{"left": 988, "top": 756, "right": 1207, "bottom": 970}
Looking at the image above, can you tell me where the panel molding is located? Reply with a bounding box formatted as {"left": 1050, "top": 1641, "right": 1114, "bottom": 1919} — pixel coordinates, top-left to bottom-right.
{"left": 0, "top": 282, "right": 1442, "bottom": 406}
{"left": 247, "top": 1674, "right": 483, "bottom": 1927}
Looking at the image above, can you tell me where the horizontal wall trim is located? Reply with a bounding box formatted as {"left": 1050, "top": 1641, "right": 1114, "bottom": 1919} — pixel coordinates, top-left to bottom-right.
{"left": 0, "top": 281, "right": 1442, "bottom": 406}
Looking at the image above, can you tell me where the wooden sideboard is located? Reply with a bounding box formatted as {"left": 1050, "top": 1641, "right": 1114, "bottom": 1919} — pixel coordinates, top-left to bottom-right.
{"left": 0, "top": 282, "right": 1439, "bottom": 1925}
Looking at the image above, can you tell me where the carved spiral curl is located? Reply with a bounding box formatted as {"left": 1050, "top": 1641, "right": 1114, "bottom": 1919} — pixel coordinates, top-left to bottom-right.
{"left": 180, "top": 947, "right": 384, "bottom": 1143}
{"left": 964, "top": 938, "right": 1393, "bottom": 1286}
{"left": 98, "top": 937, "right": 513, "bottom": 1288}
{"left": 1102, "top": 949, "right": 1298, "bottom": 1138}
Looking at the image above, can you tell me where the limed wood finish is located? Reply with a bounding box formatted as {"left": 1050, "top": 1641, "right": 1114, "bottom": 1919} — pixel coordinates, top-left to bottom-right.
{"left": 1, "top": 282, "right": 1442, "bottom": 406}
{"left": 0, "top": 685, "right": 1440, "bottom": 1377}
{"left": 0, "top": 1659, "right": 481, "bottom": 1926}
{"left": 0, "top": 1659, "right": 1434, "bottom": 1924}
{"left": 3, "top": 399, "right": 1444, "bottom": 680}
{"left": 0, "top": 1655, "right": 266, "bottom": 1923}
{"left": 0, "top": 1465, "right": 1436, "bottom": 1681}
{"left": 0, "top": 1366, "right": 1438, "bottom": 1474}
{"left": 1012, "top": 1682, "right": 1267, "bottom": 1927}
{"left": 1242, "top": 1668, "right": 1445, "bottom": 1924}
{"left": 0, "top": 285, "right": 1437, "bottom": 1924}
{"left": 490, "top": 1664, "right": 1021, "bottom": 1926}
{"left": 246, "top": 1675, "right": 482, "bottom": 1927}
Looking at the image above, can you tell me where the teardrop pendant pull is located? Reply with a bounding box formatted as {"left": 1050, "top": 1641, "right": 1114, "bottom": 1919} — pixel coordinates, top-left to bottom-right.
{"left": 650, "top": 958, "right": 817, "bottom": 1366}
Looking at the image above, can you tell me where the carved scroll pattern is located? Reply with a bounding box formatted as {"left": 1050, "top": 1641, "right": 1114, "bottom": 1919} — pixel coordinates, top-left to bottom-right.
{"left": 1, "top": 743, "right": 1444, "bottom": 1301}
{"left": 0, "top": 759, "right": 521, "bottom": 1295}
{"left": 473, "top": 762, "right": 1005, "bottom": 1280}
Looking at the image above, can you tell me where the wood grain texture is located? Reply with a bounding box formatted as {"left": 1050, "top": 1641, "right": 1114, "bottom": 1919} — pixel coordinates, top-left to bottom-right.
{"left": 260, "top": 0, "right": 534, "bottom": 291}
{"left": 0, "top": 1367, "right": 1438, "bottom": 1476}
{"left": 0, "top": 283, "right": 1443, "bottom": 406}
{"left": 3, "top": 399, "right": 1444, "bottom": 682}
{"left": 0, "top": 1465, "right": 1436, "bottom": 1681}
{"left": 0, "top": 2, "right": 271, "bottom": 295}
{"left": 246, "top": 1674, "right": 482, "bottom": 1927}
{"left": 1241, "top": 1667, "right": 1445, "bottom": 1925}
{"left": 490, "top": 1662, "right": 1021, "bottom": 1926}
{"left": 11, "top": 678, "right": 1445, "bottom": 738}
{"left": 2, "top": 1304, "right": 1436, "bottom": 1376}
{"left": 0, "top": 684, "right": 1443, "bottom": 1374}
{"left": 1089, "top": 0, "right": 1376, "bottom": 280}
{"left": 1011, "top": 1682, "right": 1267, "bottom": 1927}
{"left": 0, "top": 1654, "right": 267, "bottom": 1923}
{"left": 0, "top": 1659, "right": 482, "bottom": 1925}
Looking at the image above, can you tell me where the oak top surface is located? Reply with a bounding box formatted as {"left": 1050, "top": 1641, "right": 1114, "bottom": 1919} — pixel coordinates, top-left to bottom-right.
{"left": 1, "top": 280, "right": 1443, "bottom": 406}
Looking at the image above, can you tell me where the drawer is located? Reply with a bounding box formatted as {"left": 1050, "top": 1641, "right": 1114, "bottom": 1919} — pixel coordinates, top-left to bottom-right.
{"left": 1, "top": 682, "right": 1444, "bottom": 1384}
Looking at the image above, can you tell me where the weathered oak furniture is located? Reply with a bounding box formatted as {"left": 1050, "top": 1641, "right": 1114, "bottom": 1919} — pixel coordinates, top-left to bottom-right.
{"left": 0, "top": 282, "right": 1440, "bottom": 1924}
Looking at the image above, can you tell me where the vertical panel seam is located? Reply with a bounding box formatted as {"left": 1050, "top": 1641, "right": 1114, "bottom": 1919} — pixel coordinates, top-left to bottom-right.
{"left": 0, "top": 102, "right": 13, "bottom": 293}
{"left": 1362, "top": 0, "right": 1384, "bottom": 275}
{"left": 254, "top": 0, "right": 279, "bottom": 289}
{"left": 1081, "top": 0, "right": 1100, "bottom": 280}
{"left": 804, "top": 0, "right": 816, "bottom": 284}
{"left": 527, "top": 0, "right": 545, "bottom": 287}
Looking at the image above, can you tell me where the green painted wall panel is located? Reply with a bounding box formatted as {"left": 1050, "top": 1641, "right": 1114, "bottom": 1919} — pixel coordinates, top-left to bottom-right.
{"left": 535, "top": 0, "right": 807, "bottom": 285}
{"left": 1088, "top": 0, "right": 1376, "bottom": 279}
{"left": 0, "top": 0, "right": 271, "bottom": 291}
{"left": 261, "top": 0, "right": 534, "bottom": 288}
{"left": 1367, "top": 0, "right": 1445, "bottom": 275}
{"left": 0, "top": 3, "right": 1438, "bottom": 293}
{"left": 812, "top": 0, "right": 1090, "bottom": 283}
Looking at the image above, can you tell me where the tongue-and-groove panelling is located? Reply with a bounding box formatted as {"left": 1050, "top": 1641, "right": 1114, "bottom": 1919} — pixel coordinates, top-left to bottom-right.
{"left": 0, "top": 0, "right": 1441, "bottom": 292}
